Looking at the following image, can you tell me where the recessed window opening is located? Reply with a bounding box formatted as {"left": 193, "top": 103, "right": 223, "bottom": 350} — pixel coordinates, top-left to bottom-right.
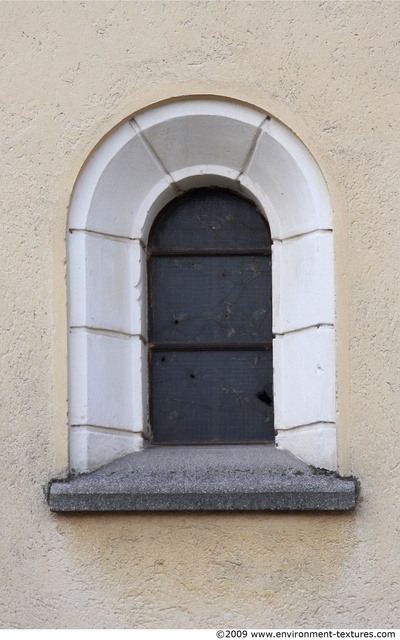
{"left": 68, "top": 98, "right": 336, "bottom": 474}
{"left": 147, "top": 187, "right": 274, "bottom": 444}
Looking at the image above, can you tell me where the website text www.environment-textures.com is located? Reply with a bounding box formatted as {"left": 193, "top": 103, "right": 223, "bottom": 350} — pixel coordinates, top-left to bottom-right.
{"left": 214, "top": 632, "right": 396, "bottom": 639}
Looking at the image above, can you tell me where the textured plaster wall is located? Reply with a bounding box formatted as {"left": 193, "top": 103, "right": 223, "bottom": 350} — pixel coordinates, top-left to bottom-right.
{"left": 1, "top": 0, "right": 399, "bottom": 628}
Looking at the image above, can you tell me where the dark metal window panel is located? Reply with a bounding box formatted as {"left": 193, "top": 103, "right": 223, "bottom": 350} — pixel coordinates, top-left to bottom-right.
{"left": 148, "top": 187, "right": 273, "bottom": 444}
{"left": 149, "top": 188, "right": 271, "bottom": 250}
{"left": 149, "top": 255, "right": 272, "bottom": 344}
{"left": 150, "top": 350, "right": 274, "bottom": 444}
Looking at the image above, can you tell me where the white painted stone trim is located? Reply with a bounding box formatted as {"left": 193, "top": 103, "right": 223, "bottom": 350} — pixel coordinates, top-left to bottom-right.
{"left": 68, "top": 97, "right": 336, "bottom": 473}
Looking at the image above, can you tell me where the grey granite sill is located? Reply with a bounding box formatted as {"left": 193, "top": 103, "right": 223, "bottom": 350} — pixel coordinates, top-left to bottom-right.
{"left": 48, "top": 445, "right": 358, "bottom": 512}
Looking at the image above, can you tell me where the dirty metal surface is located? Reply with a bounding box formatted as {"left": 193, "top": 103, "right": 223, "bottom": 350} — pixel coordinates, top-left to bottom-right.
{"left": 149, "top": 187, "right": 271, "bottom": 250}
{"left": 148, "top": 188, "right": 273, "bottom": 444}
{"left": 150, "top": 255, "right": 272, "bottom": 344}
{"left": 151, "top": 350, "right": 274, "bottom": 443}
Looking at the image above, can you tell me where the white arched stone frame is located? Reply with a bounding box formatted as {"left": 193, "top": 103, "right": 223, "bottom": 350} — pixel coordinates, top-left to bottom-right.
{"left": 68, "top": 98, "right": 335, "bottom": 475}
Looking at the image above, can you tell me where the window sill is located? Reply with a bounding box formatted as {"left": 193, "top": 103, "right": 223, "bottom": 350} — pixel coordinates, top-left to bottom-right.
{"left": 48, "top": 445, "right": 357, "bottom": 512}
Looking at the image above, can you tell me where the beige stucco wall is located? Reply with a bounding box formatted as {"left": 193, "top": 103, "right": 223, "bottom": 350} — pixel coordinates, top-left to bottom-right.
{"left": 1, "top": 0, "right": 399, "bottom": 628}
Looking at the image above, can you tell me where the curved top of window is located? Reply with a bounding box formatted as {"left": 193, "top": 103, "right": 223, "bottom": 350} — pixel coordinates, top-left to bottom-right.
{"left": 148, "top": 188, "right": 271, "bottom": 252}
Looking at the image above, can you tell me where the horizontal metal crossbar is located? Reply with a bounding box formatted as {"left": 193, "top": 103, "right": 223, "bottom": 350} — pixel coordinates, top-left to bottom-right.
{"left": 150, "top": 342, "right": 272, "bottom": 351}
{"left": 148, "top": 247, "right": 271, "bottom": 257}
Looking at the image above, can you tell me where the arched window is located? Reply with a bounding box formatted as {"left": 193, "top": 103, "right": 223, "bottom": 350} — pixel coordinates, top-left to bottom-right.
{"left": 148, "top": 187, "right": 274, "bottom": 444}
{"left": 67, "top": 98, "right": 336, "bottom": 474}
{"left": 48, "top": 98, "right": 361, "bottom": 513}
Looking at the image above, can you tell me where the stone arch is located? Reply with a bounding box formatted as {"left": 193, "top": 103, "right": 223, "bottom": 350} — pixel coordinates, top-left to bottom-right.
{"left": 68, "top": 98, "right": 335, "bottom": 474}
